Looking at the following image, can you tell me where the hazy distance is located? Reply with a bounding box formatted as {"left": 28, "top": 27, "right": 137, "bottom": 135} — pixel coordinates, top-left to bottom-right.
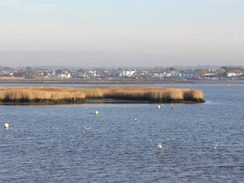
{"left": 1, "top": 0, "right": 244, "bottom": 67}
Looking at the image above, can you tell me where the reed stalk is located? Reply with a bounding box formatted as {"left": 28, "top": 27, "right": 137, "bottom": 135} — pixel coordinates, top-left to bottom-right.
{"left": 0, "top": 86, "right": 205, "bottom": 104}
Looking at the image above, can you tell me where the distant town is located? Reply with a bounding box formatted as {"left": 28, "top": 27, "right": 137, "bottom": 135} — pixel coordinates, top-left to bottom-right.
{"left": 0, "top": 65, "right": 243, "bottom": 81}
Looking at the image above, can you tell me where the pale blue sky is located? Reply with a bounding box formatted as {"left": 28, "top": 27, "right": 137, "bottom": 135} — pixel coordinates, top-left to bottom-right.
{"left": 0, "top": 0, "right": 244, "bottom": 67}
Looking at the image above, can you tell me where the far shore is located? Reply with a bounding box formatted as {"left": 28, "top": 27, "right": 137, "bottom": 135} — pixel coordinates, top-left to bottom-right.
{"left": 0, "top": 78, "right": 243, "bottom": 85}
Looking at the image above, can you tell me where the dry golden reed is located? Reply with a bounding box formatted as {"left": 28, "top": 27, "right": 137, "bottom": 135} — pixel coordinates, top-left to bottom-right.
{"left": 0, "top": 86, "right": 204, "bottom": 104}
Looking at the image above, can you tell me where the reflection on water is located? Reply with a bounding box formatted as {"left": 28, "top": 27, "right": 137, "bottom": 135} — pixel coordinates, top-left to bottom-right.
{"left": 0, "top": 84, "right": 243, "bottom": 182}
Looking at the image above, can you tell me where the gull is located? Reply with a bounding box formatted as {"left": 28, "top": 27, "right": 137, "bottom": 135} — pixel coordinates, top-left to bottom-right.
{"left": 157, "top": 143, "right": 163, "bottom": 148}
{"left": 213, "top": 144, "right": 218, "bottom": 150}
{"left": 4, "top": 123, "right": 9, "bottom": 129}
{"left": 84, "top": 127, "right": 92, "bottom": 130}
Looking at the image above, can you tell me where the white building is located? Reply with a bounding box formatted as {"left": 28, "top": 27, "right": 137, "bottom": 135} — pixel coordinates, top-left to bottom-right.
{"left": 122, "top": 70, "right": 136, "bottom": 77}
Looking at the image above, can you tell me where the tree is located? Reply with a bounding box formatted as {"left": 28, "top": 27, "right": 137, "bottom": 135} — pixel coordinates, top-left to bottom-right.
{"left": 55, "top": 69, "right": 63, "bottom": 74}
{"left": 196, "top": 69, "right": 206, "bottom": 77}
{"left": 42, "top": 72, "right": 48, "bottom": 76}
{"left": 167, "top": 67, "right": 176, "bottom": 71}
{"left": 77, "top": 69, "right": 85, "bottom": 73}
{"left": 24, "top": 70, "right": 36, "bottom": 79}
{"left": 221, "top": 66, "right": 242, "bottom": 73}
{"left": 216, "top": 69, "right": 225, "bottom": 76}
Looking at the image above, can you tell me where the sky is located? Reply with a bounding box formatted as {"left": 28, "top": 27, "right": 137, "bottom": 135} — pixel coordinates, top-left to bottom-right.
{"left": 0, "top": 0, "right": 244, "bottom": 67}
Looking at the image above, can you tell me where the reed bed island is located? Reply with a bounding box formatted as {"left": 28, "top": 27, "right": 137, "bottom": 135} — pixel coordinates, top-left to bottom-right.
{"left": 0, "top": 86, "right": 205, "bottom": 105}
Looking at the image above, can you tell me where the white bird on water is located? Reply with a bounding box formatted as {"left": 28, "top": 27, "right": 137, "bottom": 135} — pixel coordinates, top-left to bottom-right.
{"left": 84, "top": 127, "right": 92, "bottom": 130}
{"left": 157, "top": 143, "right": 163, "bottom": 148}
{"left": 95, "top": 111, "right": 99, "bottom": 115}
{"left": 213, "top": 144, "right": 218, "bottom": 150}
{"left": 157, "top": 105, "right": 161, "bottom": 109}
{"left": 4, "top": 123, "right": 9, "bottom": 129}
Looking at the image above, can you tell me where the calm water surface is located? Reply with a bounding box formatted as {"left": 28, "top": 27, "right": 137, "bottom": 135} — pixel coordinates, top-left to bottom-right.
{"left": 0, "top": 84, "right": 243, "bottom": 182}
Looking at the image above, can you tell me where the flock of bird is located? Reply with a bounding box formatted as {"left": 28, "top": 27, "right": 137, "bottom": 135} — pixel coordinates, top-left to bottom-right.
{"left": 3, "top": 105, "right": 218, "bottom": 150}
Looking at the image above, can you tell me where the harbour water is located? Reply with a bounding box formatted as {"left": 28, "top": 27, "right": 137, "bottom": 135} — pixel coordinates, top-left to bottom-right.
{"left": 0, "top": 83, "right": 243, "bottom": 182}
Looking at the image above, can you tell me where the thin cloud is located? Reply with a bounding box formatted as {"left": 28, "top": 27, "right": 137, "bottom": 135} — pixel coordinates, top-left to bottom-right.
{"left": 205, "top": 0, "right": 244, "bottom": 2}
{"left": 0, "top": 0, "right": 21, "bottom": 7}
{"left": 0, "top": 0, "right": 65, "bottom": 13}
{"left": 23, "top": 4, "right": 65, "bottom": 13}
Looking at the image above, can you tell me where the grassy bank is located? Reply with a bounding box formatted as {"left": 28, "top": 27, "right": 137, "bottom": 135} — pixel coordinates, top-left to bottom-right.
{"left": 0, "top": 86, "right": 205, "bottom": 105}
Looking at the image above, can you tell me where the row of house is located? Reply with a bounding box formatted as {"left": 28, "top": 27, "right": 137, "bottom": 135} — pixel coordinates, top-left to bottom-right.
{"left": 0, "top": 66, "right": 243, "bottom": 80}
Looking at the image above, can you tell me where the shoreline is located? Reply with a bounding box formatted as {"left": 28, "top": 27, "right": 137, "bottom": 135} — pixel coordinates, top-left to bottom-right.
{"left": 0, "top": 98, "right": 205, "bottom": 105}
{"left": 0, "top": 79, "right": 193, "bottom": 84}
{"left": 0, "top": 79, "right": 243, "bottom": 85}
